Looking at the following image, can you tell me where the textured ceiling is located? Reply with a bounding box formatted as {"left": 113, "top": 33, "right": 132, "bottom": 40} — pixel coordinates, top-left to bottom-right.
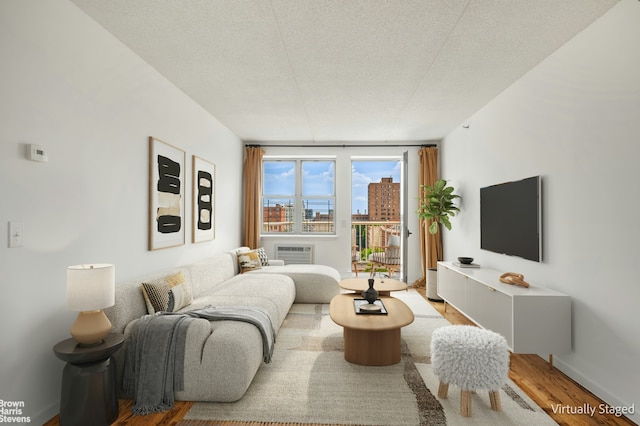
{"left": 71, "top": 0, "right": 617, "bottom": 143}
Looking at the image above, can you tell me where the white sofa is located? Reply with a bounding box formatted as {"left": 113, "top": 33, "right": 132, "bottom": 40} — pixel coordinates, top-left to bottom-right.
{"left": 104, "top": 248, "right": 340, "bottom": 402}
{"left": 228, "top": 247, "right": 341, "bottom": 303}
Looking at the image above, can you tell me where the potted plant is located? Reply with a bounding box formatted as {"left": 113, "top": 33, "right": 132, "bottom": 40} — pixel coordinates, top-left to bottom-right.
{"left": 417, "top": 179, "right": 461, "bottom": 235}
{"left": 417, "top": 179, "right": 461, "bottom": 300}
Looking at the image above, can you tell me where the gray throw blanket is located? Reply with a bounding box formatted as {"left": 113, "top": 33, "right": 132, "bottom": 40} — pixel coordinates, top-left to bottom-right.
{"left": 123, "top": 305, "right": 275, "bottom": 415}
{"left": 123, "top": 313, "right": 194, "bottom": 415}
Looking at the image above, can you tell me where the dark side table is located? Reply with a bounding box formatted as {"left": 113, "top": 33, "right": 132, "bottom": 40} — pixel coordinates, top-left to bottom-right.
{"left": 53, "top": 333, "right": 125, "bottom": 426}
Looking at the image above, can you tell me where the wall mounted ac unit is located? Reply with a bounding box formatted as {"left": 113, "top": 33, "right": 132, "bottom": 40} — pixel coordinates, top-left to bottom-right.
{"left": 274, "top": 244, "right": 314, "bottom": 264}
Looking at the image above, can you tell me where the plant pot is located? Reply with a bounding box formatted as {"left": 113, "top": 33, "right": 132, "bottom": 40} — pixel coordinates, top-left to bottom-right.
{"left": 427, "top": 268, "right": 443, "bottom": 302}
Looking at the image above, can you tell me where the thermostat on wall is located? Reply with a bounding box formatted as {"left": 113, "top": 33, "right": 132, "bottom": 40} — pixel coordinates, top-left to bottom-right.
{"left": 28, "top": 144, "right": 48, "bottom": 162}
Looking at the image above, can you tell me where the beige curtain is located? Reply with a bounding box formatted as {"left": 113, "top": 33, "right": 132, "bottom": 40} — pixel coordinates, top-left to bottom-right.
{"left": 243, "top": 146, "right": 264, "bottom": 249}
{"left": 417, "top": 147, "right": 442, "bottom": 285}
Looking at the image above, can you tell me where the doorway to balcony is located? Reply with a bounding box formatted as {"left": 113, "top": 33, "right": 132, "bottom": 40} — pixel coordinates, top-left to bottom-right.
{"left": 351, "top": 155, "right": 407, "bottom": 281}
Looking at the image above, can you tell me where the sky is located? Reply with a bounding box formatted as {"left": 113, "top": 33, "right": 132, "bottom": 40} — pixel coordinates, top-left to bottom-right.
{"left": 351, "top": 161, "right": 401, "bottom": 214}
{"left": 263, "top": 160, "right": 335, "bottom": 196}
{"left": 263, "top": 159, "right": 400, "bottom": 214}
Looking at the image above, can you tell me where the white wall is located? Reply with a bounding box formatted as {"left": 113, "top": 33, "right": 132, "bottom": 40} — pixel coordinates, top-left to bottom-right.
{"left": 0, "top": 1, "right": 243, "bottom": 423}
{"left": 441, "top": 0, "right": 640, "bottom": 422}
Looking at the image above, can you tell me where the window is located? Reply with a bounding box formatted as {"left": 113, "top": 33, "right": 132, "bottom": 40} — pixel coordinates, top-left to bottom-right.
{"left": 262, "top": 158, "right": 335, "bottom": 234}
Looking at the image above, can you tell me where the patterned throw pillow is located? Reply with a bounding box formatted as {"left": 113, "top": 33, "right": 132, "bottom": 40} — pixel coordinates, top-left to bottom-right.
{"left": 141, "top": 281, "right": 169, "bottom": 314}
{"left": 141, "top": 271, "right": 193, "bottom": 313}
{"left": 237, "top": 250, "right": 262, "bottom": 273}
{"left": 255, "top": 247, "right": 270, "bottom": 266}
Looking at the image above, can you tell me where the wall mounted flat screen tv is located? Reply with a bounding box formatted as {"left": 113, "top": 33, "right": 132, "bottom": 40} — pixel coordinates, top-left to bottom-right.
{"left": 480, "top": 176, "right": 542, "bottom": 262}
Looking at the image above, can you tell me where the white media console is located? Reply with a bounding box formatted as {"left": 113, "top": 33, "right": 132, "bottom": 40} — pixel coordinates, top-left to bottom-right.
{"left": 437, "top": 261, "right": 571, "bottom": 357}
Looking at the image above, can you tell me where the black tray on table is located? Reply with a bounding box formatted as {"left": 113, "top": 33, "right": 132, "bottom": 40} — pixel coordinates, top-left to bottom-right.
{"left": 353, "top": 298, "right": 388, "bottom": 315}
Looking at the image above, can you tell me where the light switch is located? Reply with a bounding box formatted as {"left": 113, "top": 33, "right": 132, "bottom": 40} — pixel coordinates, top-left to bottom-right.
{"left": 9, "top": 221, "right": 23, "bottom": 248}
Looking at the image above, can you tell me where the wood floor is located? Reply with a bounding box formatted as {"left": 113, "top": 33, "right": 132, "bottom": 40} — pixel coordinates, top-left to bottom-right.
{"left": 45, "top": 287, "right": 636, "bottom": 426}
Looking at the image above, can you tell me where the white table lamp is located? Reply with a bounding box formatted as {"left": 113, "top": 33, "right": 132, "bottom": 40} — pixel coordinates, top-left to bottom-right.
{"left": 67, "top": 264, "right": 115, "bottom": 346}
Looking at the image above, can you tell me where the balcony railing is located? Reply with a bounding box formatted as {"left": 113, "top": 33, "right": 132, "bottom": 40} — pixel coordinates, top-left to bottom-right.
{"left": 351, "top": 221, "right": 401, "bottom": 276}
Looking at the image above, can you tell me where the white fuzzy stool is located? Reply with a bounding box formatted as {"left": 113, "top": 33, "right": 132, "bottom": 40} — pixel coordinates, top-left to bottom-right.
{"left": 431, "top": 325, "right": 509, "bottom": 417}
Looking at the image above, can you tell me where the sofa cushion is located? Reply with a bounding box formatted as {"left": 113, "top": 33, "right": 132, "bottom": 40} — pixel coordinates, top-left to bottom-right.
{"left": 388, "top": 234, "right": 401, "bottom": 247}
{"left": 184, "top": 273, "right": 295, "bottom": 332}
{"left": 245, "top": 264, "right": 340, "bottom": 303}
{"left": 187, "top": 254, "right": 236, "bottom": 296}
{"left": 141, "top": 271, "right": 192, "bottom": 313}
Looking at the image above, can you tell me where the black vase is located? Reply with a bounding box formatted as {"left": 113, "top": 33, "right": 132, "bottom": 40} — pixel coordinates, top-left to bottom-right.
{"left": 362, "top": 278, "right": 378, "bottom": 304}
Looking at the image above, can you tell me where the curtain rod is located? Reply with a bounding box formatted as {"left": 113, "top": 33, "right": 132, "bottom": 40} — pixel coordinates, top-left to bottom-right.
{"left": 244, "top": 143, "right": 437, "bottom": 148}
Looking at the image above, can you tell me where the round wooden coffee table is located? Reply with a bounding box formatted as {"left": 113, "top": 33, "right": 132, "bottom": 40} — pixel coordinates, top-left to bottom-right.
{"left": 339, "top": 277, "right": 408, "bottom": 296}
{"left": 329, "top": 293, "right": 414, "bottom": 366}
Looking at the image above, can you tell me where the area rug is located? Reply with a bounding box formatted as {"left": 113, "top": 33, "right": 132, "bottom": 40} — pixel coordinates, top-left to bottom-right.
{"left": 182, "top": 289, "right": 556, "bottom": 425}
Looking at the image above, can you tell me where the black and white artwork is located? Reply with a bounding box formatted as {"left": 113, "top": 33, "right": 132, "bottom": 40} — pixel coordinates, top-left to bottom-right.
{"left": 149, "top": 137, "right": 185, "bottom": 250}
{"left": 192, "top": 155, "right": 215, "bottom": 243}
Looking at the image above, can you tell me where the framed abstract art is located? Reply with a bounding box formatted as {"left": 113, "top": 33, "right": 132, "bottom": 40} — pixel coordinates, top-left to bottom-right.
{"left": 148, "top": 136, "right": 186, "bottom": 250}
{"left": 192, "top": 155, "right": 215, "bottom": 243}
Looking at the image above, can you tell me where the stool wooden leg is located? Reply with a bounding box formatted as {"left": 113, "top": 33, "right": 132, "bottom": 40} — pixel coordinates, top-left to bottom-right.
{"left": 437, "top": 381, "right": 449, "bottom": 399}
{"left": 489, "top": 390, "right": 501, "bottom": 411}
{"left": 461, "top": 390, "right": 472, "bottom": 417}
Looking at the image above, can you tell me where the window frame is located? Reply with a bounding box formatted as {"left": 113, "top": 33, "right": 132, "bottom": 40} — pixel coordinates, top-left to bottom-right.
{"left": 262, "top": 156, "right": 336, "bottom": 235}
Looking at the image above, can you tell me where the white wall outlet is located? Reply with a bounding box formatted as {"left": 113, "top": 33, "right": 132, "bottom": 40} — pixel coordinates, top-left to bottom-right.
{"left": 9, "top": 221, "right": 23, "bottom": 248}
{"left": 28, "top": 144, "right": 48, "bottom": 162}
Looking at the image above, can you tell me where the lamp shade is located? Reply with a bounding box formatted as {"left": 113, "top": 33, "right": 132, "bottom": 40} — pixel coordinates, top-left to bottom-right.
{"left": 66, "top": 264, "right": 115, "bottom": 312}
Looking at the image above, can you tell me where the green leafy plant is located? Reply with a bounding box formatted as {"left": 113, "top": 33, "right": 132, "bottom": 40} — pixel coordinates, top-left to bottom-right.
{"left": 361, "top": 247, "right": 372, "bottom": 260}
{"left": 417, "top": 179, "right": 461, "bottom": 234}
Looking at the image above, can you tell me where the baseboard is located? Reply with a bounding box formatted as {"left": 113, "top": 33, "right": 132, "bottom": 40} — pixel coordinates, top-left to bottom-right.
{"left": 31, "top": 401, "right": 58, "bottom": 425}
{"left": 552, "top": 356, "right": 638, "bottom": 424}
